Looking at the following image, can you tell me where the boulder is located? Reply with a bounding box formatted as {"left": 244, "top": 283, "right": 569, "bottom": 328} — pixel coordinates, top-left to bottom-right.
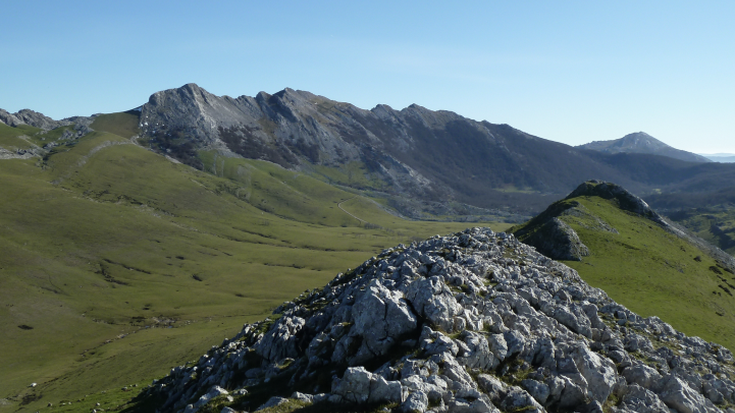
{"left": 256, "top": 396, "right": 288, "bottom": 411}
{"left": 332, "top": 366, "right": 405, "bottom": 405}
{"left": 255, "top": 317, "right": 306, "bottom": 362}
{"left": 351, "top": 279, "right": 418, "bottom": 363}
{"left": 571, "top": 343, "right": 617, "bottom": 402}
{"left": 406, "top": 276, "right": 462, "bottom": 332}
{"left": 660, "top": 376, "right": 716, "bottom": 413}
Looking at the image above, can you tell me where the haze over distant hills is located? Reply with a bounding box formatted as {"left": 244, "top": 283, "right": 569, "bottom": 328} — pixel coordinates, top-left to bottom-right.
{"left": 576, "top": 131, "right": 712, "bottom": 163}
{"left": 700, "top": 153, "right": 735, "bottom": 163}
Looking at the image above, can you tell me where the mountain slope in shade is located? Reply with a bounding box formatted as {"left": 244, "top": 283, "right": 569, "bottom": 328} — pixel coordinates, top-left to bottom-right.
{"left": 578, "top": 132, "right": 711, "bottom": 163}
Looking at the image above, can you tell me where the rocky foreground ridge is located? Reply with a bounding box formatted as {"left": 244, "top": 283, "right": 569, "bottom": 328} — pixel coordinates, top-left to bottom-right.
{"left": 145, "top": 227, "right": 735, "bottom": 413}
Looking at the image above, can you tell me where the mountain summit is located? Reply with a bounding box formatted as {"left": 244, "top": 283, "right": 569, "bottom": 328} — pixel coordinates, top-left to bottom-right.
{"left": 577, "top": 132, "right": 711, "bottom": 163}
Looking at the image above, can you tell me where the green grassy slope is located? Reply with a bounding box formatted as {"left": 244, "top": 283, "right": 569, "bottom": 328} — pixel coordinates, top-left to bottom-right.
{"left": 0, "top": 123, "right": 42, "bottom": 150}
{"left": 0, "top": 116, "right": 509, "bottom": 412}
{"left": 513, "top": 195, "right": 735, "bottom": 352}
{"left": 89, "top": 111, "right": 141, "bottom": 139}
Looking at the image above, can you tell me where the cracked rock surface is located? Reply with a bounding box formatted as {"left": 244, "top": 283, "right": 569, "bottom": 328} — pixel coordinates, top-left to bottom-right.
{"left": 145, "top": 228, "right": 735, "bottom": 413}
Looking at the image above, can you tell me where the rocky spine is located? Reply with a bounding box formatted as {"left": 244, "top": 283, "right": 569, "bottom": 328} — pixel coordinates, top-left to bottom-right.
{"left": 145, "top": 228, "right": 735, "bottom": 413}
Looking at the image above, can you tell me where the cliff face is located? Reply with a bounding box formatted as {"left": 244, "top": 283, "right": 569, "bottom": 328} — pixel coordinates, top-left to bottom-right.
{"left": 143, "top": 227, "right": 735, "bottom": 413}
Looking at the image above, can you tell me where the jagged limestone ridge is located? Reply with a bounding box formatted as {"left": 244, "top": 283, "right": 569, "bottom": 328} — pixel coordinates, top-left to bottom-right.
{"left": 143, "top": 227, "right": 735, "bottom": 413}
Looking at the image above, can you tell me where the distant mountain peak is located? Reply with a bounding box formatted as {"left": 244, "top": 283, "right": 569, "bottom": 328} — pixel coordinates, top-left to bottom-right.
{"left": 620, "top": 131, "right": 661, "bottom": 143}
{"left": 577, "top": 132, "right": 710, "bottom": 163}
{"left": 623, "top": 131, "right": 653, "bottom": 139}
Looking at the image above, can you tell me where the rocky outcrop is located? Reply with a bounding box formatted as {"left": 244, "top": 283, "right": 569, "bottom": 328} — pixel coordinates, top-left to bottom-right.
{"left": 514, "top": 217, "right": 589, "bottom": 261}
{"left": 567, "top": 180, "right": 666, "bottom": 226}
{"left": 0, "top": 109, "right": 23, "bottom": 127}
{"left": 0, "top": 108, "right": 96, "bottom": 161}
{"left": 0, "top": 108, "right": 75, "bottom": 130}
{"left": 143, "top": 227, "right": 735, "bottom": 413}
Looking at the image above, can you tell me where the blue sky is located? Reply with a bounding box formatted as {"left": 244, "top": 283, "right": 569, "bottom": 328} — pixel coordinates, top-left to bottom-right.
{"left": 2, "top": 1, "right": 734, "bottom": 153}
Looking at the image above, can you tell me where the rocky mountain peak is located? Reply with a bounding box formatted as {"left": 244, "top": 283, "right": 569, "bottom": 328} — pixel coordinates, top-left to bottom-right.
{"left": 618, "top": 132, "right": 665, "bottom": 149}
{"left": 181, "top": 82, "right": 207, "bottom": 94}
{"left": 143, "top": 227, "right": 735, "bottom": 413}
{"left": 0, "top": 108, "right": 22, "bottom": 126}
{"left": 0, "top": 108, "right": 72, "bottom": 130}
{"left": 254, "top": 91, "right": 271, "bottom": 101}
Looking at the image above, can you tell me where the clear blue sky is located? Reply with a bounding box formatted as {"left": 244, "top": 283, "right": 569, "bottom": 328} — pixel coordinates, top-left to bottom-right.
{"left": 2, "top": 1, "right": 734, "bottom": 153}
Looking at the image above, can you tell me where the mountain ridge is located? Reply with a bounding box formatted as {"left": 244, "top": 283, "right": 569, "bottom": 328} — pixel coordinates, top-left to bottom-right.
{"left": 4, "top": 84, "right": 735, "bottom": 219}
{"left": 137, "top": 84, "right": 735, "bottom": 219}
{"left": 135, "top": 84, "right": 647, "bottom": 215}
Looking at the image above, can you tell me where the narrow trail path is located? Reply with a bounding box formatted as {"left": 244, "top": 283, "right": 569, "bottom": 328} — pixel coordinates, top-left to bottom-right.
{"left": 338, "top": 196, "right": 367, "bottom": 224}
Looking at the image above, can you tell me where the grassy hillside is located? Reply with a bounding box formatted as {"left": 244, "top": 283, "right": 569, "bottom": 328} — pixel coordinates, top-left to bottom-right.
{"left": 0, "top": 116, "right": 510, "bottom": 412}
{"left": 513, "top": 193, "right": 735, "bottom": 352}
{"left": 0, "top": 123, "right": 41, "bottom": 150}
